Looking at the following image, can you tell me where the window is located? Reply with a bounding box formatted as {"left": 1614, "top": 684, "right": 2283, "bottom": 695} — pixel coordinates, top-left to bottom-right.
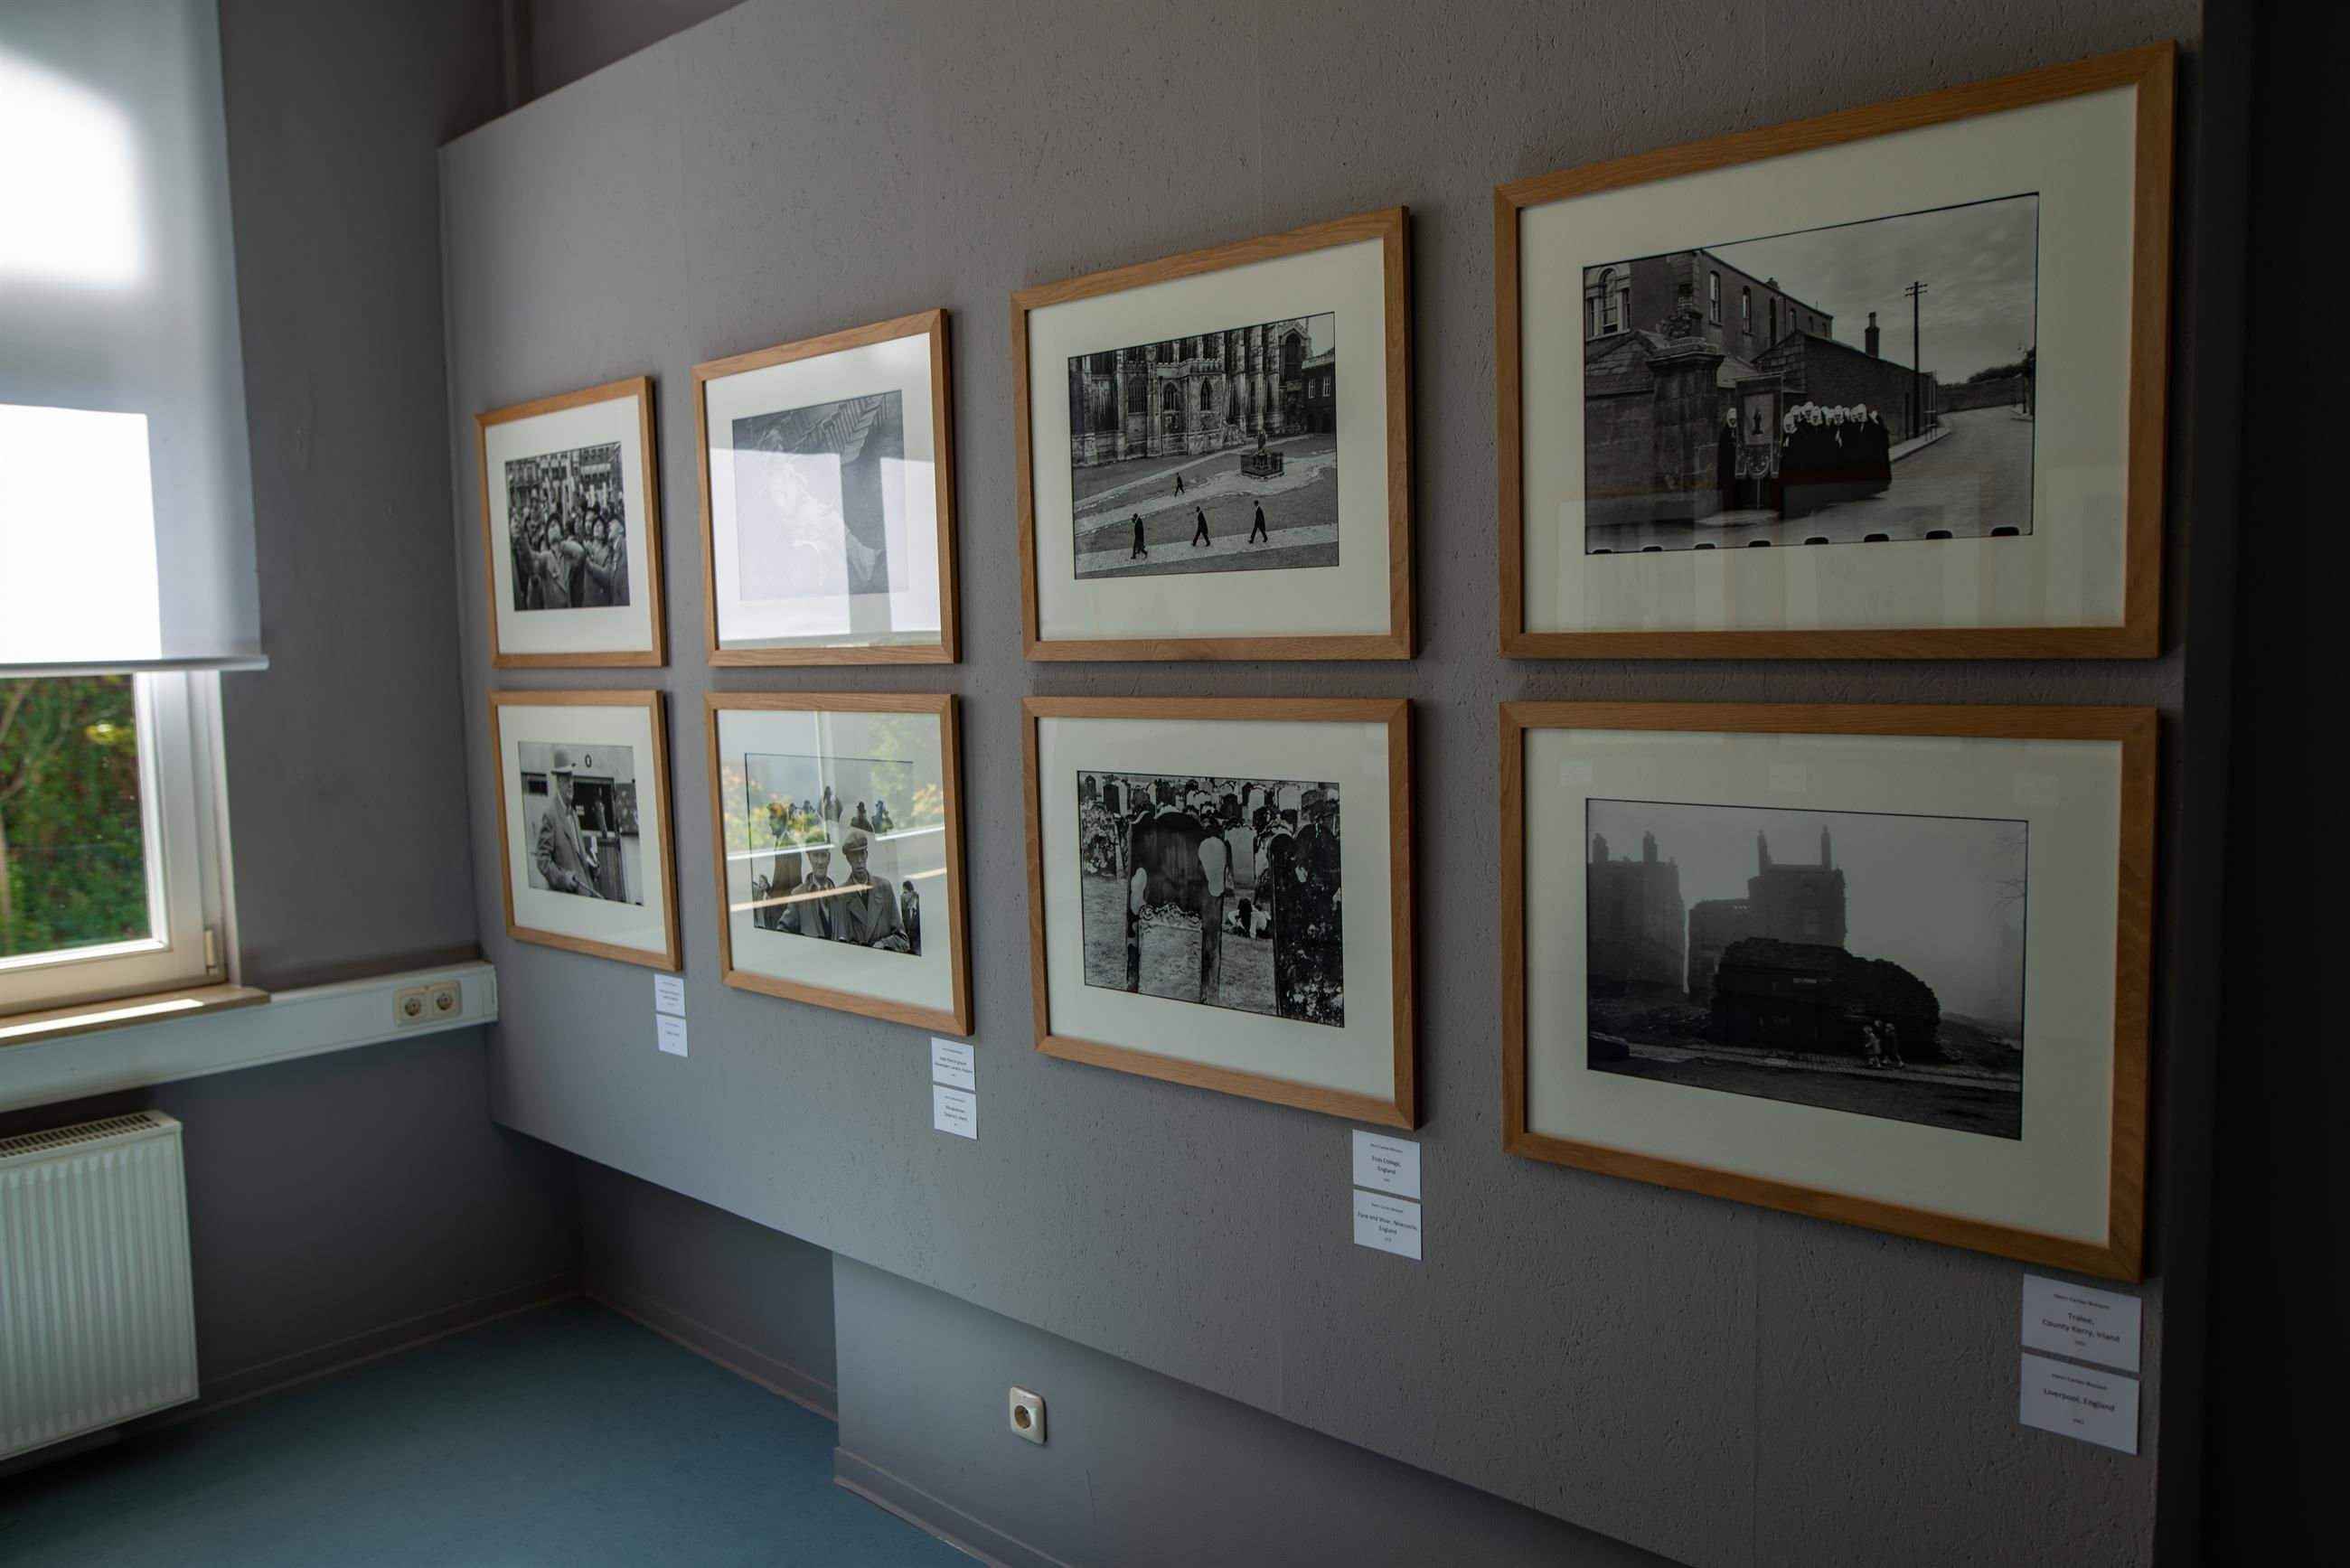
{"left": 2, "top": 671, "right": 229, "bottom": 1015}
{"left": 1596, "top": 268, "right": 1622, "bottom": 334}
{"left": 1707, "top": 271, "right": 1720, "bottom": 324}
{"left": 1769, "top": 299, "right": 1779, "bottom": 343}
{"left": 1198, "top": 380, "right": 1214, "bottom": 411}
{"left": 1741, "top": 286, "right": 1751, "bottom": 334}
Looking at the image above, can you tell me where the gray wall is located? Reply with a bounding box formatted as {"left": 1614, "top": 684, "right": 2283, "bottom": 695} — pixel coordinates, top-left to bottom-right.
{"left": 5, "top": 0, "right": 579, "bottom": 1418}
{"left": 834, "top": 1257, "right": 1674, "bottom": 1568}
{"left": 216, "top": 0, "right": 502, "bottom": 990}
{"left": 578, "top": 1161, "right": 836, "bottom": 1414}
{"left": 440, "top": 5, "right": 2229, "bottom": 1564}
{"left": 525, "top": 0, "right": 746, "bottom": 99}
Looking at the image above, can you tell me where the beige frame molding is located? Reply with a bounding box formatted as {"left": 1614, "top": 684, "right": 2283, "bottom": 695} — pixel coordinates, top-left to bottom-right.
{"left": 703, "top": 691, "right": 973, "bottom": 1036}
{"left": 1012, "top": 208, "right": 1415, "bottom": 662}
{"left": 475, "top": 375, "right": 668, "bottom": 669}
{"left": 691, "top": 309, "right": 960, "bottom": 666}
{"left": 1021, "top": 695, "right": 1416, "bottom": 1127}
{"left": 1499, "top": 699, "right": 2156, "bottom": 1281}
{"left": 1495, "top": 42, "right": 2175, "bottom": 660}
{"left": 488, "top": 689, "right": 682, "bottom": 972}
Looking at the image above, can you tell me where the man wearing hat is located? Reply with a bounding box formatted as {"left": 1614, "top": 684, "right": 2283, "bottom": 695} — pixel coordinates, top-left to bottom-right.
{"left": 834, "top": 826, "right": 908, "bottom": 951}
{"left": 533, "top": 747, "right": 601, "bottom": 898}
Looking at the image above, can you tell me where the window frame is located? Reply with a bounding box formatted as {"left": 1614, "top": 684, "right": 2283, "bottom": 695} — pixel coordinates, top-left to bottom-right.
{"left": 0, "top": 670, "right": 232, "bottom": 1017}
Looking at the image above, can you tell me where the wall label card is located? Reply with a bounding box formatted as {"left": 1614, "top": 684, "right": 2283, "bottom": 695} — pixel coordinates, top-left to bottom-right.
{"left": 653, "top": 974, "right": 685, "bottom": 1018}
{"left": 2021, "top": 1275, "right": 2142, "bottom": 1374}
{"left": 656, "top": 1014, "right": 688, "bottom": 1057}
{"left": 931, "top": 1037, "right": 976, "bottom": 1092}
{"left": 1352, "top": 1191, "right": 1423, "bottom": 1261}
{"left": 1351, "top": 1130, "right": 1421, "bottom": 1199}
{"left": 2017, "top": 1352, "right": 2138, "bottom": 1454}
{"left": 933, "top": 1084, "right": 977, "bottom": 1140}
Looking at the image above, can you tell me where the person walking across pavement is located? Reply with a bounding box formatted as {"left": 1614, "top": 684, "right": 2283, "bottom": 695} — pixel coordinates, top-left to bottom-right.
{"left": 1249, "top": 502, "right": 1268, "bottom": 543}
{"left": 1131, "top": 512, "right": 1147, "bottom": 559}
{"left": 1190, "top": 504, "right": 1210, "bottom": 548}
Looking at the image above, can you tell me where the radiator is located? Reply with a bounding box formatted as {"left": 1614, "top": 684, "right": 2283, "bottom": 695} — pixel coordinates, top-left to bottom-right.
{"left": 0, "top": 1110, "right": 199, "bottom": 1460}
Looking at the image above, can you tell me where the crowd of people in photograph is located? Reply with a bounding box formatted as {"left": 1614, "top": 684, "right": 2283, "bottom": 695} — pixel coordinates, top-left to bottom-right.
{"left": 748, "top": 785, "right": 920, "bottom": 954}
{"left": 1078, "top": 774, "right": 1344, "bottom": 1023}
{"left": 1722, "top": 401, "right": 1896, "bottom": 519}
{"left": 507, "top": 453, "right": 629, "bottom": 611}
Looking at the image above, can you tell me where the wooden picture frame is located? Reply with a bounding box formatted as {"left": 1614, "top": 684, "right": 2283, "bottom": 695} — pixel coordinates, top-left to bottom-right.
{"left": 1500, "top": 700, "right": 2155, "bottom": 1280}
{"left": 1012, "top": 209, "right": 1414, "bottom": 662}
{"left": 692, "top": 308, "right": 959, "bottom": 665}
{"left": 703, "top": 691, "right": 973, "bottom": 1036}
{"left": 475, "top": 375, "right": 666, "bottom": 667}
{"left": 1497, "top": 42, "right": 2175, "bottom": 659}
{"left": 489, "top": 690, "right": 682, "bottom": 972}
{"left": 1022, "top": 696, "right": 1415, "bottom": 1126}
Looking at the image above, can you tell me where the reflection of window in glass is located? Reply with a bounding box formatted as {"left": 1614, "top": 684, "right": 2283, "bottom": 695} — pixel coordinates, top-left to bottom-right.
{"left": 1, "top": 672, "right": 227, "bottom": 1016}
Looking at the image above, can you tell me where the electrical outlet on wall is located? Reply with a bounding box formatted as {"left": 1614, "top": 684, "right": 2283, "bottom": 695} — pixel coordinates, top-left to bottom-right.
{"left": 391, "top": 985, "right": 431, "bottom": 1027}
{"left": 1008, "top": 1386, "right": 1045, "bottom": 1445}
{"left": 428, "top": 980, "right": 462, "bottom": 1019}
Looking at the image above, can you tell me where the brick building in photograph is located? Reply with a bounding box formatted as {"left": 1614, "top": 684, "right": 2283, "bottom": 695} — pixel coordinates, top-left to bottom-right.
{"left": 1587, "top": 831, "right": 1686, "bottom": 997}
{"left": 1584, "top": 250, "right": 1832, "bottom": 361}
{"left": 1582, "top": 247, "right": 1941, "bottom": 529}
{"left": 1067, "top": 317, "right": 1326, "bottom": 466}
{"left": 1686, "top": 826, "right": 1848, "bottom": 1004}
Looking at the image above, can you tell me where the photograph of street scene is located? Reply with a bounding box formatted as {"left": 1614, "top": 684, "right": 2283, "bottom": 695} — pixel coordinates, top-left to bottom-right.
{"left": 1580, "top": 193, "right": 2039, "bottom": 552}
{"left": 1076, "top": 770, "right": 1342, "bottom": 1025}
{"left": 1065, "top": 315, "right": 1339, "bottom": 580}
{"left": 1584, "top": 797, "right": 2026, "bottom": 1139}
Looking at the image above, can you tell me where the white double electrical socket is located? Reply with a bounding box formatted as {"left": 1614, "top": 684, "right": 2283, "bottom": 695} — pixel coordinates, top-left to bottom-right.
{"left": 392, "top": 979, "right": 463, "bottom": 1028}
{"left": 1008, "top": 1385, "right": 1045, "bottom": 1444}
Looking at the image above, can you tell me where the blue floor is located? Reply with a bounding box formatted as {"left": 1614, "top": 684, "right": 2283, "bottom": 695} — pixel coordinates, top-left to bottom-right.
{"left": 0, "top": 1299, "right": 969, "bottom": 1567}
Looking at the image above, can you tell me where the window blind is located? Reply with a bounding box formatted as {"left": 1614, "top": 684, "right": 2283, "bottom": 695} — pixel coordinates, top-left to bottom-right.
{"left": 0, "top": 0, "right": 263, "bottom": 675}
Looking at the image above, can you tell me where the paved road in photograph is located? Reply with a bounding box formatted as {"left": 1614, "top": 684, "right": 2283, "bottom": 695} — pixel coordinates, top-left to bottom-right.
{"left": 1586, "top": 408, "right": 2035, "bottom": 553}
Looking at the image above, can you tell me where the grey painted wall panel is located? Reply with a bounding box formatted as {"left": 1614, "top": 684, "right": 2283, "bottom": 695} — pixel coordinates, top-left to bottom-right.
{"left": 441, "top": 5, "right": 2217, "bottom": 1563}
{"left": 578, "top": 1161, "right": 836, "bottom": 1397}
{"left": 834, "top": 1255, "right": 1678, "bottom": 1568}
{"left": 529, "top": 0, "right": 747, "bottom": 99}
{"left": 215, "top": 0, "right": 503, "bottom": 990}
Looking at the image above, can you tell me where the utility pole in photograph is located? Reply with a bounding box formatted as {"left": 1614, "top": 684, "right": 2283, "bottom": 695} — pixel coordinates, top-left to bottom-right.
{"left": 1904, "top": 279, "right": 1929, "bottom": 438}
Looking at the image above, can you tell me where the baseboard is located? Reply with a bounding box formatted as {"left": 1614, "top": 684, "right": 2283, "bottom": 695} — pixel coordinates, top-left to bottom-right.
{"left": 169, "top": 1272, "right": 582, "bottom": 1418}
{"left": 585, "top": 1274, "right": 837, "bottom": 1421}
{"left": 833, "top": 1445, "right": 1082, "bottom": 1568}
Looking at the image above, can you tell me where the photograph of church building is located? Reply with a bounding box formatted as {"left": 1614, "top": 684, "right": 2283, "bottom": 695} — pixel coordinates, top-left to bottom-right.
{"left": 1583, "top": 797, "right": 2028, "bottom": 1139}
{"left": 1579, "top": 192, "right": 2038, "bottom": 554}
{"left": 1065, "top": 313, "right": 1340, "bottom": 581}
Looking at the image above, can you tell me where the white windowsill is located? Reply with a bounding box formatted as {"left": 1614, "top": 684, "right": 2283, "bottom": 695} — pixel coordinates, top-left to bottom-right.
{"left": 0, "top": 961, "right": 499, "bottom": 1115}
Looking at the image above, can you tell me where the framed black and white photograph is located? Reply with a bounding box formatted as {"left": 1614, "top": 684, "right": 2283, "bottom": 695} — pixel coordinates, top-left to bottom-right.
{"left": 1501, "top": 701, "right": 2155, "bottom": 1280}
{"left": 1577, "top": 195, "right": 2038, "bottom": 556}
{"left": 1498, "top": 44, "right": 2173, "bottom": 659}
{"left": 1025, "top": 698, "right": 1414, "bottom": 1126}
{"left": 491, "top": 690, "right": 680, "bottom": 971}
{"left": 694, "top": 310, "right": 957, "bottom": 665}
{"left": 1065, "top": 315, "right": 1340, "bottom": 581}
{"left": 475, "top": 376, "right": 665, "bottom": 667}
{"left": 1014, "top": 210, "right": 1412, "bottom": 661}
{"left": 706, "top": 693, "right": 970, "bottom": 1033}
{"left": 1075, "top": 770, "right": 1344, "bottom": 1027}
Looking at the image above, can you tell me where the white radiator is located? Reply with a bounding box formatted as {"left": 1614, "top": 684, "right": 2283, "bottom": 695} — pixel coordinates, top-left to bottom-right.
{"left": 0, "top": 1110, "right": 199, "bottom": 1460}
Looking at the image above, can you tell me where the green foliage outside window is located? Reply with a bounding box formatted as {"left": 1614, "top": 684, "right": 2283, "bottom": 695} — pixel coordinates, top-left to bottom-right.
{"left": 0, "top": 676, "right": 149, "bottom": 959}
